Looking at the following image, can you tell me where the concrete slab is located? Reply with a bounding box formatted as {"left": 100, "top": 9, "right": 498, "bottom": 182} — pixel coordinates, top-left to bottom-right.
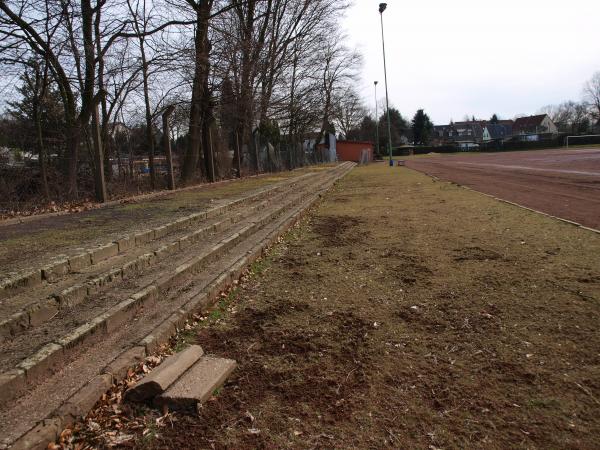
{"left": 125, "top": 345, "right": 204, "bottom": 402}
{"left": 0, "top": 369, "right": 25, "bottom": 405}
{"left": 56, "top": 283, "right": 87, "bottom": 307}
{"left": 154, "top": 357, "right": 236, "bottom": 410}
{"left": 28, "top": 299, "right": 59, "bottom": 327}
{"left": 114, "top": 235, "right": 133, "bottom": 253}
{"left": 18, "top": 342, "right": 63, "bottom": 381}
{"left": 89, "top": 243, "right": 118, "bottom": 265}
{"left": 56, "top": 373, "right": 113, "bottom": 424}
{"left": 41, "top": 258, "right": 69, "bottom": 282}
{"left": 102, "top": 346, "right": 146, "bottom": 380}
{"left": 134, "top": 229, "right": 155, "bottom": 246}
{"left": 10, "top": 417, "right": 62, "bottom": 450}
{"left": 68, "top": 252, "right": 91, "bottom": 272}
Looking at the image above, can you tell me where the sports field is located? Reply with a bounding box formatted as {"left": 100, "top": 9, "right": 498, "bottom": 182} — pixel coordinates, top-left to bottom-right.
{"left": 406, "top": 148, "right": 600, "bottom": 230}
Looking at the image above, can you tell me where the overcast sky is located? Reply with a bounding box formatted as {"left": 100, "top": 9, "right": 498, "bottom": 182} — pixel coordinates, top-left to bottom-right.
{"left": 343, "top": 0, "right": 600, "bottom": 124}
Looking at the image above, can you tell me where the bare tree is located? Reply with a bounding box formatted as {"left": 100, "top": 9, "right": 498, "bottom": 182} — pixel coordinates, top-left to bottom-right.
{"left": 0, "top": 0, "right": 116, "bottom": 198}
{"left": 127, "top": 0, "right": 159, "bottom": 188}
{"left": 583, "top": 71, "right": 600, "bottom": 122}
{"left": 313, "top": 34, "right": 361, "bottom": 151}
{"left": 0, "top": 0, "right": 361, "bottom": 211}
{"left": 538, "top": 100, "right": 591, "bottom": 133}
{"left": 333, "top": 87, "right": 366, "bottom": 139}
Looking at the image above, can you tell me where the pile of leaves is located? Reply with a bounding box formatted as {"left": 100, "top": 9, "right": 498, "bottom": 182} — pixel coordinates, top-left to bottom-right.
{"left": 52, "top": 349, "right": 177, "bottom": 450}
{"left": 0, "top": 200, "right": 97, "bottom": 221}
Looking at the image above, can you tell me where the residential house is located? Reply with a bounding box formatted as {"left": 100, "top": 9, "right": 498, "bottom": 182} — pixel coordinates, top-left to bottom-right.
{"left": 432, "top": 121, "right": 484, "bottom": 149}
{"left": 482, "top": 123, "right": 513, "bottom": 142}
{"left": 512, "top": 114, "right": 557, "bottom": 141}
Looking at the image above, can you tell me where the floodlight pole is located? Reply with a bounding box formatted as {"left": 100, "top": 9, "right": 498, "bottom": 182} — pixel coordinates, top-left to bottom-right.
{"left": 379, "top": 3, "right": 393, "bottom": 163}
{"left": 374, "top": 81, "right": 379, "bottom": 156}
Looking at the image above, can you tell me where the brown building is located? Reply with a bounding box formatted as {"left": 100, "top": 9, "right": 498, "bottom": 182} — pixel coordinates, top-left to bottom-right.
{"left": 336, "top": 140, "right": 374, "bottom": 163}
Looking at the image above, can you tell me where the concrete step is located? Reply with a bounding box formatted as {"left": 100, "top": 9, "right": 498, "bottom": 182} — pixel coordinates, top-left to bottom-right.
{"left": 154, "top": 357, "right": 236, "bottom": 411}
{"left": 0, "top": 172, "right": 324, "bottom": 341}
{"left": 0, "top": 166, "right": 341, "bottom": 401}
{"left": 0, "top": 163, "right": 355, "bottom": 448}
{"left": 125, "top": 345, "right": 204, "bottom": 402}
{"left": 0, "top": 172, "right": 319, "bottom": 302}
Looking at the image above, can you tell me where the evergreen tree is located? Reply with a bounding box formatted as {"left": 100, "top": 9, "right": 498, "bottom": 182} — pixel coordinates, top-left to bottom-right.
{"left": 411, "top": 109, "right": 434, "bottom": 145}
{"left": 347, "top": 115, "right": 376, "bottom": 142}
{"left": 490, "top": 114, "right": 499, "bottom": 124}
{"left": 378, "top": 108, "right": 408, "bottom": 152}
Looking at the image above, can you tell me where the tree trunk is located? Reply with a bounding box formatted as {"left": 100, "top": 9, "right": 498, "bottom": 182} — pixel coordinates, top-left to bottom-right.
{"left": 181, "top": 3, "right": 210, "bottom": 183}
{"left": 66, "top": 120, "right": 80, "bottom": 197}
{"left": 80, "top": 0, "right": 102, "bottom": 199}
{"left": 162, "top": 106, "right": 176, "bottom": 190}
{"left": 142, "top": 63, "right": 156, "bottom": 190}
{"left": 33, "top": 104, "right": 50, "bottom": 202}
{"left": 95, "top": 9, "right": 112, "bottom": 181}
{"left": 91, "top": 102, "right": 107, "bottom": 202}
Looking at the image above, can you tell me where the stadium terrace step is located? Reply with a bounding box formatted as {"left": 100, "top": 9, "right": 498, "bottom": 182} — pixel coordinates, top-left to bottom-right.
{"left": 0, "top": 172, "right": 326, "bottom": 341}
{"left": 0, "top": 162, "right": 355, "bottom": 449}
{"left": 0, "top": 166, "right": 342, "bottom": 398}
{"left": 0, "top": 172, "right": 319, "bottom": 301}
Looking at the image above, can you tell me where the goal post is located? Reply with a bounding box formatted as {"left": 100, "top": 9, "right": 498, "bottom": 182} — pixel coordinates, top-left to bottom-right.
{"left": 565, "top": 135, "right": 600, "bottom": 148}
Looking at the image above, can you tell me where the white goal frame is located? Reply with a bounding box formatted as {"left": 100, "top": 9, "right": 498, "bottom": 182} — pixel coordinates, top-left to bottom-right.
{"left": 565, "top": 134, "right": 600, "bottom": 148}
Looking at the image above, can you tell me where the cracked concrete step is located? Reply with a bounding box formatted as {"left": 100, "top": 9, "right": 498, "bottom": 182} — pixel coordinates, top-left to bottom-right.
{"left": 0, "top": 185, "right": 307, "bottom": 371}
{"left": 0, "top": 172, "right": 325, "bottom": 340}
{"left": 154, "top": 357, "right": 237, "bottom": 411}
{"left": 125, "top": 345, "right": 204, "bottom": 402}
{"left": 0, "top": 165, "right": 346, "bottom": 394}
{"left": 0, "top": 171, "right": 320, "bottom": 301}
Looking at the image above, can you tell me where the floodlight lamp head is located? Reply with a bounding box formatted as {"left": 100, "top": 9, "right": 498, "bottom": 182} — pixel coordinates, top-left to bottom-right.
{"left": 374, "top": 81, "right": 378, "bottom": 85}
{"left": 379, "top": 3, "right": 387, "bottom": 13}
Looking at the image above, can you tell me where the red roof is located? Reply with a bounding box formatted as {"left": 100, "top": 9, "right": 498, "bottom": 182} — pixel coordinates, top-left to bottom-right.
{"left": 513, "top": 114, "right": 547, "bottom": 130}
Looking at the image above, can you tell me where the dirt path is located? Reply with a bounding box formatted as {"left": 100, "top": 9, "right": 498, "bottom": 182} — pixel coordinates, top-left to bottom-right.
{"left": 405, "top": 148, "right": 600, "bottom": 230}
{"left": 72, "top": 163, "right": 600, "bottom": 449}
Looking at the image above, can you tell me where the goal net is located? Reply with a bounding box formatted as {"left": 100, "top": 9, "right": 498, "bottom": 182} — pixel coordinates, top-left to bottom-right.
{"left": 565, "top": 135, "right": 600, "bottom": 147}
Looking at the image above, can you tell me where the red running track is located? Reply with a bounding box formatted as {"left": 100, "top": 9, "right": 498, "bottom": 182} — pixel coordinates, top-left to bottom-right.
{"left": 406, "top": 148, "right": 600, "bottom": 230}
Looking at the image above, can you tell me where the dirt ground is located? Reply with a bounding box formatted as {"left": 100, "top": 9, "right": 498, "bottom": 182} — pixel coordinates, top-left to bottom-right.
{"left": 406, "top": 148, "right": 600, "bottom": 230}
{"left": 72, "top": 163, "right": 600, "bottom": 449}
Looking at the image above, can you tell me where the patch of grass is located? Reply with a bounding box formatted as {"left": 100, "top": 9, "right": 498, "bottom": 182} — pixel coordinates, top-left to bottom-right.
{"left": 250, "top": 257, "right": 270, "bottom": 275}
{"left": 171, "top": 285, "right": 244, "bottom": 351}
{"left": 140, "top": 420, "right": 160, "bottom": 444}
{"left": 119, "top": 202, "right": 154, "bottom": 211}
{"left": 209, "top": 309, "right": 223, "bottom": 321}
{"left": 172, "top": 328, "right": 197, "bottom": 352}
